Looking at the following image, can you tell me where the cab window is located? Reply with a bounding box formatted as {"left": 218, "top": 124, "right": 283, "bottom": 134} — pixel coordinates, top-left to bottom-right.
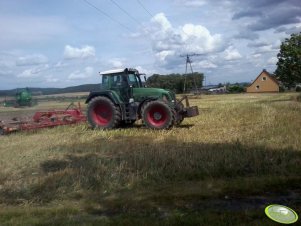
{"left": 128, "top": 73, "right": 141, "bottom": 88}
{"left": 101, "top": 75, "right": 109, "bottom": 90}
{"left": 101, "top": 74, "right": 124, "bottom": 89}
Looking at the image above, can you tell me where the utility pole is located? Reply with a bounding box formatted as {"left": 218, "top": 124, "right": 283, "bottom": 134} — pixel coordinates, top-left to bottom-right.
{"left": 180, "top": 53, "right": 202, "bottom": 94}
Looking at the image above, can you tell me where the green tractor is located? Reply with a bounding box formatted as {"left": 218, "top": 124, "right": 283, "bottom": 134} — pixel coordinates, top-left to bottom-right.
{"left": 86, "top": 68, "right": 199, "bottom": 129}
{"left": 15, "top": 88, "right": 33, "bottom": 107}
{"left": 3, "top": 88, "right": 35, "bottom": 107}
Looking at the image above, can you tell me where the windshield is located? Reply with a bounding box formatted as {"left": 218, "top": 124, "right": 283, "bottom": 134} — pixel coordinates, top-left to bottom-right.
{"left": 127, "top": 73, "right": 142, "bottom": 88}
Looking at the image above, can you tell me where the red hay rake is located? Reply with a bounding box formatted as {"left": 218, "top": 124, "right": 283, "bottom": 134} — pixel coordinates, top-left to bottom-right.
{"left": 0, "top": 103, "right": 86, "bottom": 135}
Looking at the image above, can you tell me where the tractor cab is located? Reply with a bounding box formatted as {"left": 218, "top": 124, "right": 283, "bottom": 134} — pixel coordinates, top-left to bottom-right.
{"left": 99, "top": 68, "right": 143, "bottom": 102}
{"left": 100, "top": 68, "right": 142, "bottom": 90}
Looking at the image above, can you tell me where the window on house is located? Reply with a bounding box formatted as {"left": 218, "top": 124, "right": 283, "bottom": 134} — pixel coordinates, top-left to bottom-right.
{"left": 262, "top": 76, "right": 267, "bottom": 81}
{"left": 256, "top": 85, "right": 260, "bottom": 90}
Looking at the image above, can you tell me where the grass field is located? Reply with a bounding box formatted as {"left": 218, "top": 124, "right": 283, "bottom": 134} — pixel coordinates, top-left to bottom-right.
{"left": 0, "top": 93, "right": 300, "bottom": 225}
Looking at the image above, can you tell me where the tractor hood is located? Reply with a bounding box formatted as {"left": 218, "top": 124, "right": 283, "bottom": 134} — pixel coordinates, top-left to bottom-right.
{"left": 133, "top": 87, "right": 176, "bottom": 102}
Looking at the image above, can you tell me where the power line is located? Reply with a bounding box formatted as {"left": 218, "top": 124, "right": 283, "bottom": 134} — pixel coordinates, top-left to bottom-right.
{"left": 82, "top": 0, "right": 133, "bottom": 32}
{"left": 136, "top": 0, "right": 153, "bottom": 17}
{"left": 109, "top": 0, "right": 142, "bottom": 26}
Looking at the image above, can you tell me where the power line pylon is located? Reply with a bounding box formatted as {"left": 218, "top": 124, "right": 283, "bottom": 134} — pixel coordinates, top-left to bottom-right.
{"left": 180, "top": 53, "right": 202, "bottom": 94}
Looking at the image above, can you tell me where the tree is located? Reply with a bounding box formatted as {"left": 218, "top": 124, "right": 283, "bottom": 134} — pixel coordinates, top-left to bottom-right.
{"left": 146, "top": 72, "right": 204, "bottom": 93}
{"left": 275, "top": 32, "right": 301, "bottom": 88}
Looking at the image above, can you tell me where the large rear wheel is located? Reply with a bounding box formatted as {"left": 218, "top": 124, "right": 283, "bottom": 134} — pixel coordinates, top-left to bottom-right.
{"left": 87, "top": 96, "right": 121, "bottom": 129}
{"left": 142, "top": 101, "right": 174, "bottom": 129}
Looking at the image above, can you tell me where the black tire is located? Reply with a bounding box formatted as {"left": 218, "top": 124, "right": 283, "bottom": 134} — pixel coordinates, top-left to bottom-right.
{"left": 87, "top": 96, "right": 121, "bottom": 129}
{"left": 142, "top": 100, "right": 174, "bottom": 129}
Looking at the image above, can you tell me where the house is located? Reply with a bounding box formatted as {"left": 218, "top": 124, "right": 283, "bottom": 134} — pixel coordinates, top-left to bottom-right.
{"left": 246, "top": 69, "right": 279, "bottom": 93}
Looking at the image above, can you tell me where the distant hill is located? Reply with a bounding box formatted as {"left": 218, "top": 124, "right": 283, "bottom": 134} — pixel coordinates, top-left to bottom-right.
{"left": 0, "top": 84, "right": 100, "bottom": 96}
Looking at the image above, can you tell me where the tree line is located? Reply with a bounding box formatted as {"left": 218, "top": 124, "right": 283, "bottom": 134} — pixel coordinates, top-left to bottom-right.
{"left": 146, "top": 72, "right": 204, "bottom": 93}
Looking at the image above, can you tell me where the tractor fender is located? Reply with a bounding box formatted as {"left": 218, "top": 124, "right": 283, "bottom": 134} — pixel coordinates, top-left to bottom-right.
{"left": 137, "top": 97, "right": 158, "bottom": 118}
{"left": 85, "top": 91, "right": 121, "bottom": 105}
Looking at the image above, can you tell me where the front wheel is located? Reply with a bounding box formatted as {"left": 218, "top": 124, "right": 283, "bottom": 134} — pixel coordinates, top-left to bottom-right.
{"left": 87, "top": 96, "right": 121, "bottom": 129}
{"left": 142, "top": 101, "right": 174, "bottom": 129}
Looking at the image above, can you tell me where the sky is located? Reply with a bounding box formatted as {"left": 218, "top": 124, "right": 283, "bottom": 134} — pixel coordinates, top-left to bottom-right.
{"left": 0, "top": 0, "right": 300, "bottom": 89}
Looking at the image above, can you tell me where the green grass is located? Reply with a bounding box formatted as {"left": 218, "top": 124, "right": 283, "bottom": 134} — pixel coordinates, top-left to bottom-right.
{"left": 0, "top": 93, "right": 300, "bottom": 225}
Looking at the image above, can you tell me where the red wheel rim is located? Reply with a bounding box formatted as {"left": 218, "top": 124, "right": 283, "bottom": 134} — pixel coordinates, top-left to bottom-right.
{"left": 91, "top": 102, "right": 112, "bottom": 126}
{"left": 147, "top": 104, "right": 168, "bottom": 127}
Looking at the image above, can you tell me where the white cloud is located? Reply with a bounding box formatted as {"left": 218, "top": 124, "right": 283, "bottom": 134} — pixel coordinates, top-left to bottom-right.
{"left": 68, "top": 66, "right": 94, "bottom": 80}
{"left": 17, "top": 64, "right": 49, "bottom": 78}
{"left": 267, "top": 56, "right": 278, "bottom": 65}
{"left": 155, "top": 50, "right": 176, "bottom": 62}
{"left": 54, "top": 61, "right": 68, "bottom": 69}
{"left": 16, "top": 54, "right": 48, "bottom": 66}
{"left": 223, "top": 46, "right": 242, "bottom": 60}
{"left": 63, "top": 45, "right": 95, "bottom": 59}
{"left": 196, "top": 60, "right": 217, "bottom": 69}
{"left": 181, "top": 24, "right": 223, "bottom": 53}
{"left": 134, "top": 66, "right": 153, "bottom": 76}
{"left": 176, "top": 0, "right": 207, "bottom": 7}
{"left": 0, "top": 69, "right": 13, "bottom": 77}
{"left": 144, "top": 13, "right": 224, "bottom": 68}
{"left": 108, "top": 58, "right": 125, "bottom": 68}
{"left": 256, "top": 45, "right": 276, "bottom": 53}
{"left": 45, "top": 75, "right": 59, "bottom": 83}
{"left": 252, "top": 53, "right": 262, "bottom": 58}
{"left": 151, "top": 13, "right": 172, "bottom": 32}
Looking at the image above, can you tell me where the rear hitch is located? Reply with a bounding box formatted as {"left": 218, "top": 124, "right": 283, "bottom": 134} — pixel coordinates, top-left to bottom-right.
{"left": 176, "top": 95, "right": 199, "bottom": 118}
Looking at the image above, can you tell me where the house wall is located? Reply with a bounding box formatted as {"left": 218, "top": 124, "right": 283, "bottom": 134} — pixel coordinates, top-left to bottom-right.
{"left": 247, "top": 72, "right": 279, "bottom": 93}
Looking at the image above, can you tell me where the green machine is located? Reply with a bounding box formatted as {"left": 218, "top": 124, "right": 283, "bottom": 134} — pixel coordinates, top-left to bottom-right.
{"left": 16, "top": 88, "right": 33, "bottom": 106}
{"left": 3, "top": 88, "right": 36, "bottom": 107}
{"left": 85, "top": 68, "right": 199, "bottom": 130}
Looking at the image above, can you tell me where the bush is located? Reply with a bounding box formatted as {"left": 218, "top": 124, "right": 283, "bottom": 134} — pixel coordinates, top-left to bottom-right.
{"left": 296, "top": 86, "right": 301, "bottom": 92}
{"left": 279, "top": 86, "right": 285, "bottom": 92}
{"left": 227, "top": 85, "right": 245, "bottom": 93}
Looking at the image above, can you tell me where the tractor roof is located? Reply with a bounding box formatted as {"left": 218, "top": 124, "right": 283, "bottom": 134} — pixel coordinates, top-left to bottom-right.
{"left": 99, "top": 68, "right": 138, "bottom": 75}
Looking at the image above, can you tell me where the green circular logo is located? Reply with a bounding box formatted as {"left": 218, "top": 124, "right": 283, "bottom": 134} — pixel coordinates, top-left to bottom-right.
{"left": 265, "top": 204, "right": 298, "bottom": 224}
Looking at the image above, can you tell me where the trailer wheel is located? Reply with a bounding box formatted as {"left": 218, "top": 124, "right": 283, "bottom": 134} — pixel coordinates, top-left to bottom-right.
{"left": 142, "top": 100, "right": 174, "bottom": 129}
{"left": 87, "top": 96, "right": 121, "bottom": 129}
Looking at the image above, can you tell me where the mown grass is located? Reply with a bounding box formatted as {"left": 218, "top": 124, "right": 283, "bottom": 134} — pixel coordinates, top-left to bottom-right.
{"left": 0, "top": 93, "right": 300, "bottom": 225}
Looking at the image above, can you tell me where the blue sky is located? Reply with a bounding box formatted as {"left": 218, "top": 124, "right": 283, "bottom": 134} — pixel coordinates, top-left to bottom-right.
{"left": 0, "top": 0, "right": 300, "bottom": 89}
